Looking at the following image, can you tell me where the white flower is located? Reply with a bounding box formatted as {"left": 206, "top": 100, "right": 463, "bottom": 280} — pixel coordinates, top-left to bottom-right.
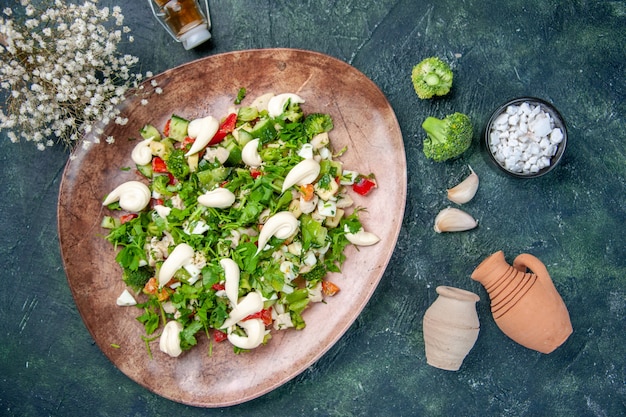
{"left": 0, "top": 0, "right": 158, "bottom": 151}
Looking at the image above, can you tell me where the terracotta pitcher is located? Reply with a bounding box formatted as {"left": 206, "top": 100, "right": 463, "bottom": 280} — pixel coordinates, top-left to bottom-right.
{"left": 423, "top": 286, "right": 480, "bottom": 371}
{"left": 471, "top": 251, "right": 572, "bottom": 354}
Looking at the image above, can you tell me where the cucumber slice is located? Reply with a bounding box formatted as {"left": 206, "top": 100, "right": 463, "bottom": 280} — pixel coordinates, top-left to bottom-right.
{"left": 197, "top": 167, "right": 231, "bottom": 189}
{"left": 249, "top": 118, "right": 277, "bottom": 144}
{"left": 222, "top": 137, "right": 242, "bottom": 166}
{"left": 136, "top": 163, "right": 153, "bottom": 178}
{"left": 140, "top": 124, "right": 161, "bottom": 141}
{"left": 168, "top": 114, "right": 190, "bottom": 142}
{"left": 101, "top": 216, "right": 121, "bottom": 229}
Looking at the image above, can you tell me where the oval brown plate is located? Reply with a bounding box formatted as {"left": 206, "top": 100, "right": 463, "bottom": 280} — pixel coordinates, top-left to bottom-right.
{"left": 57, "top": 48, "right": 406, "bottom": 407}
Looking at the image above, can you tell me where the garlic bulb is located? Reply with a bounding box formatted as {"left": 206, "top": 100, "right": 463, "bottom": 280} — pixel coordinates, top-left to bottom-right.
{"left": 447, "top": 166, "right": 479, "bottom": 204}
{"left": 281, "top": 159, "right": 321, "bottom": 192}
{"left": 159, "top": 321, "right": 183, "bottom": 357}
{"left": 344, "top": 225, "right": 380, "bottom": 246}
{"left": 241, "top": 138, "right": 263, "bottom": 167}
{"left": 267, "top": 93, "right": 305, "bottom": 118}
{"left": 158, "top": 243, "right": 194, "bottom": 287}
{"left": 434, "top": 207, "right": 478, "bottom": 233}
{"left": 255, "top": 211, "right": 299, "bottom": 254}
{"left": 186, "top": 115, "right": 220, "bottom": 156}
{"left": 102, "top": 181, "right": 151, "bottom": 212}
{"left": 197, "top": 188, "right": 236, "bottom": 208}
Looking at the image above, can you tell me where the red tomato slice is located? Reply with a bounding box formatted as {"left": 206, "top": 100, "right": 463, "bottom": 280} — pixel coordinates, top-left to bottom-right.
{"left": 352, "top": 176, "right": 377, "bottom": 196}
{"left": 152, "top": 156, "right": 168, "bottom": 173}
{"left": 208, "top": 113, "right": 237, "bottom": 145}
{"left": 244, "top": 308, "right": 273, "bottom": 326}
{"left": 120, "top": 213, "right": 138, "bottom": 224}
{"left": 213, "top": 330, "right": 228, "bottom": 343}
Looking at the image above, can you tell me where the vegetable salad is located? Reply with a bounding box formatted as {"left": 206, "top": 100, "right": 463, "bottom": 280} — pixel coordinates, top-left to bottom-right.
{"left": 102, "top": 92, "right": 379, "bottom": 357}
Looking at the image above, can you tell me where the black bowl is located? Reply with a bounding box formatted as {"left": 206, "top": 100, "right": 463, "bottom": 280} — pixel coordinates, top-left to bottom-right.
{"left": 484, "top": 97, "right": 567, "bottom": 178}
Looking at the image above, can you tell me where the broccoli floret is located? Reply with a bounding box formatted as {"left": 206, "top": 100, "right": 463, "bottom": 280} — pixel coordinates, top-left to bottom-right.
{"left": 411, "top": 57, "right": 453, "bottom": 99}
{"left": 300, "top": 263, "right": 327, "bottom": 285}
{"left": 281, "top": 101, "right": 304, "bottom": 123}
{"left": 303, "top": 113, "right": 333, "bottom": 138}
{"left": 421, "top": 113, "right": 473, "bottom": 162}
{"left": 122, "top": 266, "right": 153, "bottom": 290}
{"left": 165, "top": 148, "right": 190, "bottom": 180}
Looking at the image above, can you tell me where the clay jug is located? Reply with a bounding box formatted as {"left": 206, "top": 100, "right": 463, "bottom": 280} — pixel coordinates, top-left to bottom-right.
{"left": 471, "top": 251, "right": 572, "bottom": 354}
{"left": 423, "top": 286, "right": 480, "bottom": 371}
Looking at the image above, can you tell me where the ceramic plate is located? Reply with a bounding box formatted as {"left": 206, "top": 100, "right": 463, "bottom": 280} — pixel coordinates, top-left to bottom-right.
{"left": 57, "top": 48, "right": 406, "bottom": 407}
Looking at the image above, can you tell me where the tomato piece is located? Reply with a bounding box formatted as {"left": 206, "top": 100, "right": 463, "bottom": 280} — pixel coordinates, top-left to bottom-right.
{"left": 208, "top": 113, "right": 237, "bottom": 145}
{"left": 119, "top": 213, "right": 138, "bottom": 224}
{"left": 250, "top": 168, "right": 263, "bottom": 179}
{"left": 213, "top": 330, "right": 228, "bottom": 343}
{"left": 322, "top": 281, "right": 341, "bottom": 296}
{"left": 152, "top": 156, "right": 168, "bottom": 173}
{"left": 163, "top": 119, "right": 171, "bottom": 137}
{"left": 299, "top": 184, "right": 315, "bottom": 201}
{"left": 150, "top": 198, "right": 164, "bottom": 208}
{"left": 244, "top": 307, "right": 273, "bottom": 326}
{"left": 212, "top": 283, "right": 225, "bottom": 291}
{"left": 143, "top": 277, "right": 170, "bottom": 301}
{"left": 182, "top": 136, "right": 195, "bottom": 151}
{"left": 352, "top": 176, "right": 377, "bottom": 196}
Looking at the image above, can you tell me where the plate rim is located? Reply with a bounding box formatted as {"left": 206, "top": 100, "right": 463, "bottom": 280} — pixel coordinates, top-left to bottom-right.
{"left": 57, "top": 47, "right": 407, "bottom": 407}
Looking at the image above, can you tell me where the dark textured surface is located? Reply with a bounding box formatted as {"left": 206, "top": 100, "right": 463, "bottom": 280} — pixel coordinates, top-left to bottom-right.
{"left": 1, "top": 0, "right": 625, "bottom": 416}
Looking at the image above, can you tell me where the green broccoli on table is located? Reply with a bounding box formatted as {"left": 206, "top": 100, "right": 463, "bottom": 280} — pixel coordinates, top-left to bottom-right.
{"left": 421, "top": 112, "right": 473, "bottom": 162}
{"left": 411, "top": 57, "right": 453, "bottom": 99}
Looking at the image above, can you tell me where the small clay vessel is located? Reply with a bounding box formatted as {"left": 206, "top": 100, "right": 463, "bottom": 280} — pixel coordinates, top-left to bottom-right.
{"left": 423, "top": 286, "right": 480, "bottom": 371}
{"left": 471, "top": 251, "right": 573, "bottom": 354}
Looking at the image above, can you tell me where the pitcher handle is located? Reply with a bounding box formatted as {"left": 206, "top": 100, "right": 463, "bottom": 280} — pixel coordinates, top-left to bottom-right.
{"left": 513, "top": 253, "right": 550, "bottom": 282}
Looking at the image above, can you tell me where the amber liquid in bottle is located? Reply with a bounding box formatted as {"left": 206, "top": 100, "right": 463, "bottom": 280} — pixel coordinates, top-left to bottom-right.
{"left": 154, "top": 0, "right": 205, "bottom": 36}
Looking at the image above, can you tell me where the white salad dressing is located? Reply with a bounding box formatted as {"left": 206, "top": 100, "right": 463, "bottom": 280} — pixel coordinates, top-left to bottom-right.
{"left": 131, "top": 138, "right": 153, "bottom": 166}
{"left": 267, "top": 93, "right": 305, "bottom": 118}
{"left": 186, "top": 115, "right": 219, "bottom": 156}
{"left": 159, "top": 321, "right": 183, "bottom": 357}
{"left": 102, "top": 181, "right": 151, "bottom": 212}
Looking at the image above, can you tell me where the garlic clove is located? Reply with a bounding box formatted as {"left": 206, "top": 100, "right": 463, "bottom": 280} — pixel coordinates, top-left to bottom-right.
{"left": 158, "top": 243, "right": 195, "bottom": 287}
{"left": 131, "top": 138, "right": 154, "bottom": 166}
{"left": 197, "top": 188, "right": 236, "bottom": 208}
{"left": 241, "top": 138, "right": 263, "bottom": 167}
{"left": 221, "top": 291, "right": 264, "bottom": 329}
{"left": 344, "top": 225, "right": 381, "bottom": 246}
{"left": 255, "top": 211, "right": 299, "bottom": 254}
{"left": 281, "top": 159, "right": 321, "bottom": 192}
{"left": 434, "top": 207, "right": 478, "bottom": 233}
{"left": 227, "top": 318, "right": 266, "bottom": 350}
{"left": 102, "top": 181, "right": 151, "bottom": 212}
{"left": 267, "top": 93, "right": 305, "bottom": 118}
{"left": 185, "top": 115, "right": 220, "bottom": 156}
{"left": 159, "top": 320, "right": 183, "bottom": 357}
{"left": 447, "top": 165, "right": 479, "bottom": 204}
{"left": 220, "top": 258, "right": 240, "bottom": 306}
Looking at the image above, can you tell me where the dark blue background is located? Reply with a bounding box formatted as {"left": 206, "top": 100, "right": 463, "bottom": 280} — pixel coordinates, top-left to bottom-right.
{"left": 1, "top": 1, "right": 624, "bottom": 415}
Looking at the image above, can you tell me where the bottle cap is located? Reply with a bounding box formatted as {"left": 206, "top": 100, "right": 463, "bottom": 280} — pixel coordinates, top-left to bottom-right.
{"left": 180, "top": 25, "right": 211, "bottom": 50}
